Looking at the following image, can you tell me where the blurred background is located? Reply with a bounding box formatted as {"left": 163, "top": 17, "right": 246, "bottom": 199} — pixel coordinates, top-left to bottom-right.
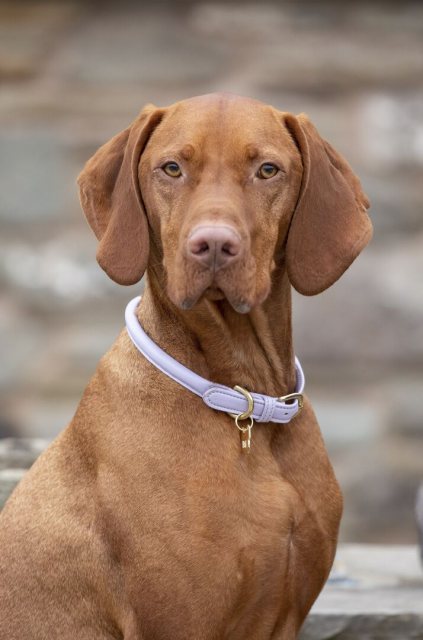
{"left": 0, "top": 0, "right": 422, "bottom": 544}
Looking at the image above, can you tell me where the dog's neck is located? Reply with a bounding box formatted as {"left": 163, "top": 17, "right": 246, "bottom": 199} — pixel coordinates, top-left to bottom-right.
{"left": 137, "top": 265, "right": 296, "bottom": 398}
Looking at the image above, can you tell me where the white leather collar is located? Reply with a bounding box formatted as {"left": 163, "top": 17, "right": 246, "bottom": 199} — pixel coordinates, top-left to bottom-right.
{"left": 125, "top": 296, "right": 305, "bottom": 424}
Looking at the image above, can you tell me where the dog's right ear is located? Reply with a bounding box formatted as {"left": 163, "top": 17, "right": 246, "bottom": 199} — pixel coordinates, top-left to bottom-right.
{"left": 77, "top": 105, "right": 164, "bottom": 285}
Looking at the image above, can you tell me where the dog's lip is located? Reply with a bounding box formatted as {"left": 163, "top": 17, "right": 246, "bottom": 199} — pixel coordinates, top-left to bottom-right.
{"left": 182, "top": 286, "right": 226, "bottom": 307}
{"left": 203, "top": 284, "right": 251, "bottom": 311}
{"left": 204, "top": 286, "right": 225, "bottom": 301}
{"left": 181, "top": 287, "right": 252, "bottom": 314}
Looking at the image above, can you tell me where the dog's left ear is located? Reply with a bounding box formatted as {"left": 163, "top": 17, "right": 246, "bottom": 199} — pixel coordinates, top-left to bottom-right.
{"left": 77, "top": 105, "right": 164, "bottom": 285}
{"left": 283, "top": 113, "right": 372, "bottom": 295}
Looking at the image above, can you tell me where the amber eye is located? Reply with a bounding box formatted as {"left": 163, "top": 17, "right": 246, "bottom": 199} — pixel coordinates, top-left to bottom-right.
{"left": 257, "top": 163, "right": 279, "bottom": 179}
{"left": 162, "top": 161, "right": 182, "bottom": 178}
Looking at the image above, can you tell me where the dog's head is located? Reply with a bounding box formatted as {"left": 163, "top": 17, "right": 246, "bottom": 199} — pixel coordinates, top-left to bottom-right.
{"left": 78, "top": 94, "right": 372, "bottom": 311}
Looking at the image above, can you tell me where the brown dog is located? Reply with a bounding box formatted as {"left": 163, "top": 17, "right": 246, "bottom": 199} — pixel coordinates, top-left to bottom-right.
{"left": 0, "top": 93, "right": 372, "bottom": 639}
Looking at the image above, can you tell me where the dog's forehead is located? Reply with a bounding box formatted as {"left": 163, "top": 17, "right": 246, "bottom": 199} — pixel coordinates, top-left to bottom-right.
{"left": 151, "top": 94, "right": 293, "bottom": 155}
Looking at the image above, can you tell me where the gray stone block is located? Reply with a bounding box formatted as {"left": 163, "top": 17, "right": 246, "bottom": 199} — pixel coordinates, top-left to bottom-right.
{"left": 301, "top": 545, "right": 423, "bottom": 639}
{"left": 301, "top": 612, "right": 423, "bottom": 640}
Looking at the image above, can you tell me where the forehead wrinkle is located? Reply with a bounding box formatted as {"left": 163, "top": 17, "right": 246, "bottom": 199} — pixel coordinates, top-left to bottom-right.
{"left": 181, "top": 144, "right": 195, "bottom": 161}
{"left": 245, "top": 143, "right": 259, "bottom": 160}
{"left": 151, "top": 143, "right": 198, "bottom": 164}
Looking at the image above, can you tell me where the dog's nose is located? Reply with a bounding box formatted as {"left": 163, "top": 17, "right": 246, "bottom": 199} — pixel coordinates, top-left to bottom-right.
{"left": 187, "top": 225, "right": 241, "bottom": 270}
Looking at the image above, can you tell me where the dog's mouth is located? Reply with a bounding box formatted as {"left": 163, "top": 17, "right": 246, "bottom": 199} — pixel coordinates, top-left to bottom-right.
{"left": 203, "top": 286, "right": 225, "bottom": 301}
{"left": 180, "top": 287, "right": 253, "bottom": 314}
{"left": 169, "top": 264, "right": 266, "bottom": 315}
{"left": 199, "top": 285, "right": 252, "bottom": 313}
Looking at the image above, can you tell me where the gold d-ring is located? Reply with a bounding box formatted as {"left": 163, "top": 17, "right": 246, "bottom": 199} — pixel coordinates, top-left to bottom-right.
{"left": 278, "top": 392, "right": 304, "bottom": 414}
{"left": 227, "top": 385, "right": 254, "bottom": 421}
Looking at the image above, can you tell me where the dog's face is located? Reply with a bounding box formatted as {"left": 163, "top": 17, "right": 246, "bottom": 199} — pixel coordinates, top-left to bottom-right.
{"left": 140, "top": 96, "right": 302, "bottom": 312}
{"left": 78, "top": 93, "right": 372, "bottom": 309}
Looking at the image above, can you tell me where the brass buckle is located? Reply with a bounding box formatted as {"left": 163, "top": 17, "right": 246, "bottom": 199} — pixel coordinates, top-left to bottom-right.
{"left": 227, "top": 385, "right": 254, "bottom": 421}
{"left": 277, "top": 392, "right": 304, "bottom": 415}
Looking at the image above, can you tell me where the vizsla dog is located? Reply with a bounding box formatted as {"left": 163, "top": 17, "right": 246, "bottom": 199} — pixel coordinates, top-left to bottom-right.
{"left": 0, "top": 93, "right": 372, "bottom": 639}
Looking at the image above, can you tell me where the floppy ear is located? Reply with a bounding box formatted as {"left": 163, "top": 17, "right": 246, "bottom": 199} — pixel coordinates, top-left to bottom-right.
{"left": 77, "top": 105, "right": 164, "bottom": 285}
{"left": 283, "top": 113, "right": 372, "bottom": 295}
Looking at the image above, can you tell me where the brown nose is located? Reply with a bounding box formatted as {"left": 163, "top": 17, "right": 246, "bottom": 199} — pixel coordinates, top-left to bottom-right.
{"left": 187, "top": 225, "right": 242, "bottom": 270}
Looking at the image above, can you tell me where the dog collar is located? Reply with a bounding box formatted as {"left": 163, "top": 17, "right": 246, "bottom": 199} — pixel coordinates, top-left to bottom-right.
{"left": 125, "top": 296, "right": 305, "bottom": 426}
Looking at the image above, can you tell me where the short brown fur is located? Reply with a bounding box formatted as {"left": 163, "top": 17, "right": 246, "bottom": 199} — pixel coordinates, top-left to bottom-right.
{"left": 0, "top": 93, "right": 371, "bottom": 639}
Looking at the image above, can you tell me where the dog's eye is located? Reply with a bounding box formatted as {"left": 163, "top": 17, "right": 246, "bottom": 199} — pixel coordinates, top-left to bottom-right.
{"left": 162, "top": 162, "right": 182, "bottom": 178}
{"left": 257, "top": 163, "right": 279, "bottom": 179}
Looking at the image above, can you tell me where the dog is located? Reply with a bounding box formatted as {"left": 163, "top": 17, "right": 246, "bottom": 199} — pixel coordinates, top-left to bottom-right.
{"left": 0, "top": 93, "right": 372, "bottom": 639}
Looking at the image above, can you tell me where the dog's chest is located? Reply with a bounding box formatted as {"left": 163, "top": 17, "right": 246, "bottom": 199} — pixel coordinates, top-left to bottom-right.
{"left": 125, "top": 462, "right": 313, "bottom": 639}
{"left": 108, "top": 401, "right": 336, "bottom": 637}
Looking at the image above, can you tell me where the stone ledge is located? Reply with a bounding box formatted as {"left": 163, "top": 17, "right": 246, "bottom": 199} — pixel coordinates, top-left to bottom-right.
{"left": 300, "top": 545, "right": 423, "bottom": 639}
{"left": 301, "top": 612, "right": 423, "bottom": 640}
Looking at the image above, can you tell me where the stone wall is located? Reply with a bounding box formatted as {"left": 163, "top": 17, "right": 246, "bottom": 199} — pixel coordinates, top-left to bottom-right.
{"left": 0, "top": 1, "right": 422, "bottom": 543}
